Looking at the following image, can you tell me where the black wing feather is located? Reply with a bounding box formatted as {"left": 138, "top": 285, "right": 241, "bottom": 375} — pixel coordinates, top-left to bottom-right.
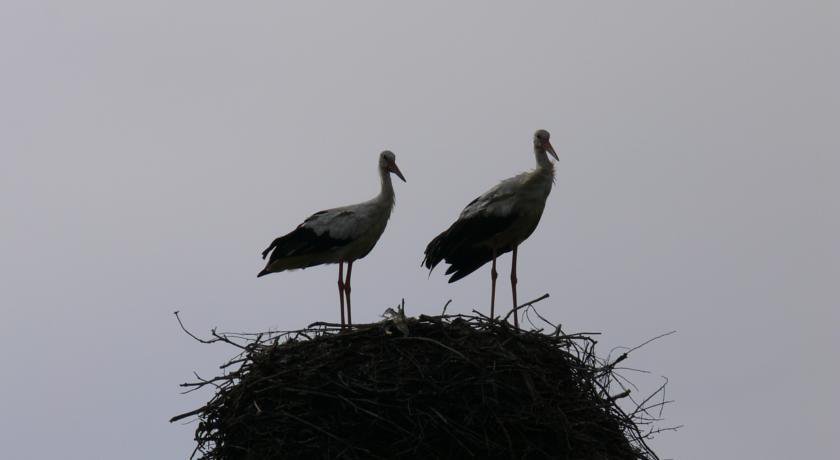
{"left": 422, "top": 212, "right": 518, "bottom": 283}
{"left": 258, "top": 225, "right": 351, "bottom": 277}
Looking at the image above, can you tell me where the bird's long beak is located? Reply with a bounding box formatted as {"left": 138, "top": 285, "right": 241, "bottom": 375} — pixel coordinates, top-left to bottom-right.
{"left": 388, "top": 160, "right": 406, "bottom": 182}
{"left": 546, "top": 141, "right": 559, "bottom": 161}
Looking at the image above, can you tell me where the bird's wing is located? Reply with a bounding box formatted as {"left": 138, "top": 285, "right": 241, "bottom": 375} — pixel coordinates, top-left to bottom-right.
{"left": 260, "top": 206, "right": 365, "bottom": 264}
{"left": 300, "top": 205, "right": 370, "bottom": 240}
{"left": 424, "top": 170, "right": 554, "bottom": 282}
{"left": 423, "top": 209, "right": 519, "bottom": 279}
{"left": 423, "top": 178, "right": 525, "bottom": 272}
{"left": 459, "top": 173, "right": 528, "bottom": 220}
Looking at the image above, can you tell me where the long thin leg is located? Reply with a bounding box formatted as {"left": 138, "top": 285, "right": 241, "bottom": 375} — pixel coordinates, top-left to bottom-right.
{"left": 490, "top": 249, "right": 498, "bottom": 320}
{"left": 511, "top": 245, "right": 519, "bottom": 328}
{"left": 345, "top": 261, "right": 354, "bottom": 326}
{"left": 338, "top": 262, "right": 345, "bottom": 329}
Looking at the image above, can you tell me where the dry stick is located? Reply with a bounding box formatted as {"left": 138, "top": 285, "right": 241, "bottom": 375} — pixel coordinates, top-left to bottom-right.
{"left": 308, "top": 321, "right": 350, "bottom": 328}
{"left": 174, "top": 311, "right": 249, "bottom": 351}
{"left": 637, "top": 399, "right": 674, "bottom": 417}
{"left": 610, "top": 330, "right": 677, "bottom": 359}
{"left": 470, "top": 309, "right": 493, "bottom": 321}
{"left": 501, "top": 293, "right": 550, "bottom": 323}
{"left": 607, "top": 389, "right": 632, "bottom": 402}
{"left": 658, "top": 376, "right": 669, "bottom": 418}
{"left": 211, "top": 331, "right": 248, "bottom": 350}
{"left": 174, "top": 311, "right": 217, "bottom": 344}
{"left": 171, "top": 405, "right": 208, "bottom": 423}
{"left": 604, "top": 330, "right": 677, "bottom": 375}
{"left": 529, "top": 305, "right": 559, "bottom": 331}
{"left": 630, "top": 380, "right": 670, "bottom": 419}
{"left": 441, "top": 299, "right": 452, "bottom": 315}
{"left": 646, "top": 425, "right": 684, "bottom": 437}
{"left": 180, "top": 373, "right": 230, "bottom": 394}
{"left": 627, "top": 330, "right": 677, "bottom": 354}
{"left": 307, "top": 320, "right": 380, "bottom": 329}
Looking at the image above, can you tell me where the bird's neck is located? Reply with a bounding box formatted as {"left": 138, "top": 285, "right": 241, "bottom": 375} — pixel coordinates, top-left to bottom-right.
{"left": 534, "top": 146, "right": 555, "bottom": 173}
{"left": 378, "top": 167, "right": 396, "bottom": 207}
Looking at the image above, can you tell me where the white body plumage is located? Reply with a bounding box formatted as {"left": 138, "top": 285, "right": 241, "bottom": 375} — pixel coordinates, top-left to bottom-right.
{"left": 259, "top": 151, "right": 404, "bottom": 276}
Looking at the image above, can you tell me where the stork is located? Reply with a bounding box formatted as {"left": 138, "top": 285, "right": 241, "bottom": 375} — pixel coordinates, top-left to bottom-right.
{"left": 259, "top": 151, "right": 406, "bottom": 328}
{"left": 422, "top": 130, "right": 558, "bottom": 327}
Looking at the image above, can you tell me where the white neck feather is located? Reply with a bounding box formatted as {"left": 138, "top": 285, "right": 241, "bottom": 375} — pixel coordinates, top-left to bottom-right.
{"left": 534, "top": 146, "right": 555, "bottom": 174}
{"left": 377, "top": 166, "right": 396, "bottom": 207}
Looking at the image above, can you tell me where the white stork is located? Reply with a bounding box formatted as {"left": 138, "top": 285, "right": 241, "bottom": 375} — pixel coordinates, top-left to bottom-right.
{"left": 423, "top": 130, "right": 558, "bottom": 327}
{"left": 259, "top": 150, "right": 406, "bottom": 328}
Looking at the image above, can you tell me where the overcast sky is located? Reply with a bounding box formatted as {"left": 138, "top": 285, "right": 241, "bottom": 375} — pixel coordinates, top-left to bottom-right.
{"left": 1, "top": 1, "right": 838, "bottom": 458}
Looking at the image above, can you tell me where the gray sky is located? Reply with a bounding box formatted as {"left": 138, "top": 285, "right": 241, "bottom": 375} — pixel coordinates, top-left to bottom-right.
{"left": 1, "top": 1, "right": 838, "bottom": 458}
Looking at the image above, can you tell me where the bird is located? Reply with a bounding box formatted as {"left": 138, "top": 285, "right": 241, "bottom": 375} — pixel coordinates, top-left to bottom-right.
{"left": 259, "top": 150, "right": 406, "bottom": 328}
{"left": 422, "top": 129, "right": 558, "bottom": 327}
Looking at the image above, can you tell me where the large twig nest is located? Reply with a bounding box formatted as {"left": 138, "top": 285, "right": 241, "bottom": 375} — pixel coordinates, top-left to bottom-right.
{"left": 173, "top": 300, "right": 668, "bottom": 459}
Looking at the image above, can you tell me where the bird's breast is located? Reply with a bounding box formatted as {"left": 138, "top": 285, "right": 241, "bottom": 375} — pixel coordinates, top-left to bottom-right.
{"left": 337, "top": 208, "right": 391, "bottom": 261}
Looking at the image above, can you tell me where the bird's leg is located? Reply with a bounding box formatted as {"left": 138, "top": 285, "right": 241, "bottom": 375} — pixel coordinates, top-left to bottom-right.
{"left": 345, "top": 261, "right": 353, "bottom": 327}
{"left": 511, "top": 245, "right": 519, "bottom": 329}
{"left": 338, "top": 262, "right": 346, "bottom": 329}
{"left": 490, "top": 249, "right": 498, "bottom": 320}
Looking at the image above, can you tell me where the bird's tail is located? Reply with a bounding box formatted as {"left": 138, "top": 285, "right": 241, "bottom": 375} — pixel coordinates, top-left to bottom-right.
{"left": 443, "top": 251, "right": 491, "bottom": 282}
{"left": 258, "top": 234, "right": 295, "bottom": 277}
{"left": 262, "top": 237, "right": 283, "bottom": 260}
{"left": 422, "top": 229, "right": 452, "bottom": 272}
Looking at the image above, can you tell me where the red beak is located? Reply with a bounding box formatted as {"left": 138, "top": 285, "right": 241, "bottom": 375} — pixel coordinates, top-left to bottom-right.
{"left": 545, "top": 141, "right": 559, "bottom": 161}
{"left": 389, "top": 161, "right": 406, "bottom": 182}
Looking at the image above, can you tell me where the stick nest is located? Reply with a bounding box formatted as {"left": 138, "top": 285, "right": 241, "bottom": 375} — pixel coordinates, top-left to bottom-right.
{"left": 173, "top": 300, "right": 669, "bottom": 459}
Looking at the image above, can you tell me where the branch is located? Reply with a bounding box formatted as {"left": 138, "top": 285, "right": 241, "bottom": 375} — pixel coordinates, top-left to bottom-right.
{"left": 174, "top": 311, "right": 217, "bottom": 344}
{"left": 502, "top": 293, "right": 550, "bottom": 323}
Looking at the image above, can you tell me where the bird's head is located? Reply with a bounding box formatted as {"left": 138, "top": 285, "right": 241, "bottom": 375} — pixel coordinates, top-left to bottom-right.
{"left": 533, "top": 129, "right": 558, "bottom": 161}
{"left": 379, "top": 150, "right": 406, "bottom": 182}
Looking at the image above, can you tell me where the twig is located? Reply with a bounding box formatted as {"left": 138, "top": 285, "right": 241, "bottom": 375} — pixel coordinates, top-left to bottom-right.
{"left": 501, "top": 293, "right": 550, "bottom": 322}
{"left": 174, "top": 311, "right": 217, "bottom": 344}
{"left": 170, "top": 405, "right": 208, "bottom": 423}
